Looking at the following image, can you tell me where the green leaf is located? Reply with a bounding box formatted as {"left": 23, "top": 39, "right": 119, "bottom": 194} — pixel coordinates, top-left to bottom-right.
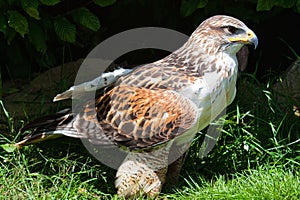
{"left": 180, "top": 0, "right": 200, "bottom": 17}
{"left": 197, "top": 0, "right": 208, "bottom": 8}
{"left": 21, "top": 0, "right": 40, "bottom": 20}
{"left": 25, "top": 7, "right": 40, "bottom": 20}
{"left": 7, "top": 10, "right": 29, "bottom": 37}
{"left": 0, "top": 143, "right": 17, "bottom": 153}
{"left": 72, "top": 7, "right": 100, "bottom": 32}
{"left": 93, "top": 0, "right": 116, "bottom": 7}
{"left": 297, "top": 0, "right": 300, "bottom": 12}
{"left": 274, "top": 0, "right": 296, "bottom": 8}
{"left": 28, "top": 21, "right": 47, "bottom": 53}
{"left": 40, "top": 0, "right": 61, "bottom": 6}
{"left": 53, "top": 17, "right": 76, "bottom": 43}
{"left": 256, "top": 0, "right": 275, "bottom": 11}
{"left": 0, "top": 14, "right": 7, "bottom": 34}
{"left": 257, "top": 0, "right": 296, "bottom": 11}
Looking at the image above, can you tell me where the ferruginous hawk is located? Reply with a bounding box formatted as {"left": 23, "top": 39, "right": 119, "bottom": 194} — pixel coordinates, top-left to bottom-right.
{"left": 15, "top": 15, "right": 258, "bottom": 198}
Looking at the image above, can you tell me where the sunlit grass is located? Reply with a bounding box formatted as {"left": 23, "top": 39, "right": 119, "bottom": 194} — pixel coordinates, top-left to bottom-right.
{"left": 166, "top": 165, "right": 300, "bottom": 199}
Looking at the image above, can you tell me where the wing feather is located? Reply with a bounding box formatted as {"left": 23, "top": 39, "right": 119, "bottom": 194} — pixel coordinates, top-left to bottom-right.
{"left": 95, "top": 85, "right": 198, "bottom": 150}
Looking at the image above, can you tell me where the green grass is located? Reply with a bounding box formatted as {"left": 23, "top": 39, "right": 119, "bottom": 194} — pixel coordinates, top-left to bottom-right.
{"left": 170, "top": 166, "right": 300, "bottom": 199}
{"left": 1, "top": 70, "right": 300, "bottom": 199}
{"left": 0, "top": 148, "right": 299, "bottom": 199}
{"left": 0, "top": 147, "right": 116, "bottom": 199}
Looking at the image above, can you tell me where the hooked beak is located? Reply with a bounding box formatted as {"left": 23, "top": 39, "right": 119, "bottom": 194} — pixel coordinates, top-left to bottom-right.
{"left": 228, "top": 29, "right": 258, "bottom": 49}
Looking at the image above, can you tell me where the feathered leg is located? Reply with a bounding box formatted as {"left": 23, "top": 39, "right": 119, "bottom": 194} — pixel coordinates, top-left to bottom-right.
{"left": 115, "top": 144, "right": 170, "bottom": 198}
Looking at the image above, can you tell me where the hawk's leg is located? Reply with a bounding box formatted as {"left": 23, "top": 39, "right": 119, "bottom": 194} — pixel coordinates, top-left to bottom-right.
{"left": 165, "top": 149, "right": 189, "bottom": 188}
{"left": 115, "top": 145, "right": 170, "bottom": 198}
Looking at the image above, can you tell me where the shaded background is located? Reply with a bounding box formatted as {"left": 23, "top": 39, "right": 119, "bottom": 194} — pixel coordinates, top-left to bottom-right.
{"left": 0, "top": 0, "right": 300, "bottom": 87}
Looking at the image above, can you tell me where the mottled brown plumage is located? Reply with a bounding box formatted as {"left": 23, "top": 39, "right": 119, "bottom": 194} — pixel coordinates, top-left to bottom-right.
{"left": 15, "top": 15, "right": 258, "bottom": 198}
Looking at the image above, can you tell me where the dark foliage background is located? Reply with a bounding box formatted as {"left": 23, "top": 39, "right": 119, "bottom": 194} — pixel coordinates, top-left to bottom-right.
{"left": 0, "top": 0, "right": 300, "bottom": 85}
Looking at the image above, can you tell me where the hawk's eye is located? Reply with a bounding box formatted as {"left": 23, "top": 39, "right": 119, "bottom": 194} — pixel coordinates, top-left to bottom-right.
{"left": 223, "top": 26, "right": 238, "bottom": 34}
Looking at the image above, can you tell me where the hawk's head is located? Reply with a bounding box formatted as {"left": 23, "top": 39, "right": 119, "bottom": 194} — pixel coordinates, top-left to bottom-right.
{"left": 188, "top": 15, "right": 258, "bottom": 55}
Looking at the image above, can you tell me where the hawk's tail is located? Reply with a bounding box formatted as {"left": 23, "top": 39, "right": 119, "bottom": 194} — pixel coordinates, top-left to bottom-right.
{"left": 15, "top": 108, "right": 75, "bottom": 147}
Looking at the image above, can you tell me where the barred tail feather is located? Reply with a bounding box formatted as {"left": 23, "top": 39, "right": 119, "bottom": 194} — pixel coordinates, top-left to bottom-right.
{"left": 20, "top": 108, "right": 72, "bottom": 132}
{"left": 15, "top": 108, "right": 75, "bottom": 147}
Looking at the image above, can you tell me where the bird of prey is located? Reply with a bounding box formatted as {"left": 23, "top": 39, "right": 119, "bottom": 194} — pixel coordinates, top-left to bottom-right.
{"left": 15, "top": 15, "right": 258, "bottom": 198}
